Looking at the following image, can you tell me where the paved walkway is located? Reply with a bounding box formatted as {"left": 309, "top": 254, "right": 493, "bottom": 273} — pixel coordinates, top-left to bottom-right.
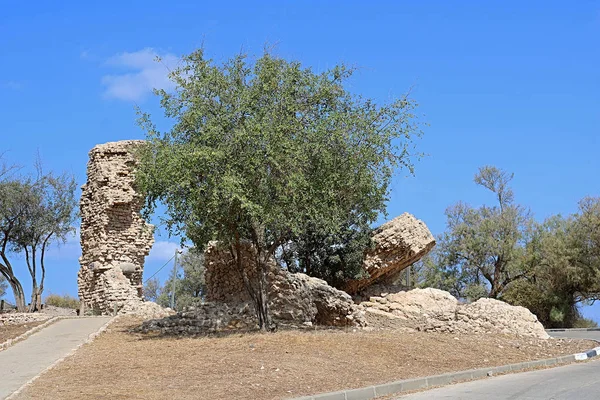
{"left": 0, "top": 317, "right": 111, "bottom": 399}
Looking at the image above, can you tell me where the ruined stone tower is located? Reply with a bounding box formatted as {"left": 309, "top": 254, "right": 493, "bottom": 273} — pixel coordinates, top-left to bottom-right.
{"left": 78, "top": 140, "right": 154, "bottom": 314}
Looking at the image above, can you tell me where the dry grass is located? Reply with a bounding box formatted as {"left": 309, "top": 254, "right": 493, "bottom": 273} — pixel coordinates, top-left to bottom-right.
{"left": 14, "top": 317, "right": 597, "bottom": 400}
{"left": 0, "top": 320, "right": 47, "bottom": 345}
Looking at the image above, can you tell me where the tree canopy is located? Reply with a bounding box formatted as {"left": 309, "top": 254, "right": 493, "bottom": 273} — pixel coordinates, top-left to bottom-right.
{"left": 0, "top": 161, "right": 77, "bottom": 312}
{"left": 417, "top": 165, "right": 600, "bottom": 328}
{"left": 137, "top": 49, "right": 423, "bottom": 329}
{"left": 418, "top": 166, "right": 534, "bottom": 300}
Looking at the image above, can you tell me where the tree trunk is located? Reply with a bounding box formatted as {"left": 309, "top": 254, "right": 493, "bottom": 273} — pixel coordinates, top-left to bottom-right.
{"left": 0, "top": 253, "right": 27, "bottom": 312}
{"left": 5, "top": 275, "right": 26, "bottom": 312}
{"left": 255, "top": 256, "right": 272, "bottom": 331}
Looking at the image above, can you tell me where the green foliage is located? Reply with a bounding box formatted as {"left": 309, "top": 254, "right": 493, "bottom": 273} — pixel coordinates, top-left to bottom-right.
{"left": 145, "top": 248, "right": 206, "bottom": 311}
{"left": 572, "top": 316, "right": 598, "bottom": 329}
{"left": 137, "top": 48, "right": 423, "bottom": 327}
{"left": 143, "top": 277, "right": 161, "bottom": 302}
{"left": 425, "top": 166, "right": 534, "bottom": 299}
{"left": 282, "top": 218, "right": 373, "bottom": 288}
{"left": 503, "top": 199, "right": 600, "bottom": 328}
{"left": 419, "top": 164, "right": 600, "bottom": 328}
{"left": 45, "top": 293, "right": 80, "bottom": 309}
{"left": 0, "top": 159, "right": 77, "bottom": 312}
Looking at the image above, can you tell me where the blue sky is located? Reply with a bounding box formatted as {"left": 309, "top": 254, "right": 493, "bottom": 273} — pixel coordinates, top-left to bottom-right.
{"left": 1, "top": 1, "right": 598, "bottom": 318}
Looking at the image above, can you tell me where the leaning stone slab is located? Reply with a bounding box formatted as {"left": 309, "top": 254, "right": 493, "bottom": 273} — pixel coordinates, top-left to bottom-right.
{"left": 342, "top": 213, "right": 435, "bottom": 295}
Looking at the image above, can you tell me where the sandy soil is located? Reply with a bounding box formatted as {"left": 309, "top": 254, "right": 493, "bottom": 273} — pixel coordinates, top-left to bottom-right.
{"left": 14, "top": 317, "right": 597, "bottom": 400}
{"left": 0, "top": 320, "right": 47, "bottom": 345}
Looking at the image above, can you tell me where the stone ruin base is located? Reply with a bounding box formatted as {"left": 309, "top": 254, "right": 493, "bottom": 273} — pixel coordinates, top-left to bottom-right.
{"left": 359, "top": 288, "right": 550, "bottom": 339}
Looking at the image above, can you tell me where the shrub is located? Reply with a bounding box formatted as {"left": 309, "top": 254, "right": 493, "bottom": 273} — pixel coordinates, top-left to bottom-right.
{"left": 45, "top": 293, "right": 80, "bottom": 309}
{"left": 572, "top": 317, "right": 599, "bottom": 329}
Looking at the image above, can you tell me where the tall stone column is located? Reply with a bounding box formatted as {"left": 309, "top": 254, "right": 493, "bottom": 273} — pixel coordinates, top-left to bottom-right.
{"left": 77, "top": 140, "right": 154, "bottom": 314}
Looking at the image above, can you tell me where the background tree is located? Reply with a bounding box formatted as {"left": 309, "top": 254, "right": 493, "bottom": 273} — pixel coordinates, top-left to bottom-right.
{"left": 13, "top": 170, "right": 77, "bottom": 311}
{"left": 137, "top": 49, "right": 423, "bottom": 329}
{"left": 143, "top": 248, "right": 206, "bottom": 311}
{"left": 156, "top": 249, "right": 206, "bottom": 310}
{"left": 0, "top": 159, "right": 77, "bottom": 312}
{"left": 0, "top": 179, "right": 31, "bottom": 311}
{"left": 280, "top": 218, "right": 372, "bottom": 288}
{"left": 503, "top": 197, "right": 600, "bottom": 327}
{"left": 427, "top": 166, "right": 534, "bottom": 300}
{"left": 143, "top": 277, "right": 161, "bottom": 302}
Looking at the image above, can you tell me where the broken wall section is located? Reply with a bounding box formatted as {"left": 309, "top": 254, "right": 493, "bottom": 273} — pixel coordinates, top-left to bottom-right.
{"left": 78, "top": 140, "right": 155, "bottom": 314}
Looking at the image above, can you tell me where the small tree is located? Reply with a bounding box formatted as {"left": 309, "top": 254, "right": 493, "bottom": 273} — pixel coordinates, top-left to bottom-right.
{"left": 503, "top": 200, "right": 600, "bottom": 328}
{"left": 13, "top": 170, "right": 77, "bottom": 311}
{"left": 143, "top": 277, "right": 161, "bottom": 302}
{"left": 0, "top": 179, "right": 31, "bottom": 311}
{"left": 281, "top": 218, "right": 373, "bottom": 288}
{"left": 138, "top": 49, "right": 423, "bottom": 329}
{"left": 157, "top": 249, "right": 206, "bottom": 310}
{"left": 429, "top": 166, "right": 534, "bottom": 299}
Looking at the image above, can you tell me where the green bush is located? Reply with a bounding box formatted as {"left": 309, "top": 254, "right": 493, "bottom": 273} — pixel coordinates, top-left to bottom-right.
{"left": 45, "top": 293, "right": 80, "bottom": 309}
{"left": 572, "top": 317, "right": 599, "bottom": 329}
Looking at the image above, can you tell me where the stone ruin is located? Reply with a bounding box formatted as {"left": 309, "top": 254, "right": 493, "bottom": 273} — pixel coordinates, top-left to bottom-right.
{"left": 77, "top": 141, "right": 164, "bottom": 317}
{"left": 342, "top": 213, "right": 436, "bottom": 295}
{"left": 79, "top": 140, "right": 549, "bottom": 339}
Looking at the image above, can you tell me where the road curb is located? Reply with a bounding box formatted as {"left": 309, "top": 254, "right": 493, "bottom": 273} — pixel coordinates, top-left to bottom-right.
{"left": 4, "top": 316, "right": 116, "bottom": 400}
{"left": 289, "top": 345, "right": 600, "bottom": 400}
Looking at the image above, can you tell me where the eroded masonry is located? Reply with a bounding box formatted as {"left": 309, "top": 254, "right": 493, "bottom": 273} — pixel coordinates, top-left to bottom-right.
{"left": 78, "top": 141, "right": 155, "bottom": 314}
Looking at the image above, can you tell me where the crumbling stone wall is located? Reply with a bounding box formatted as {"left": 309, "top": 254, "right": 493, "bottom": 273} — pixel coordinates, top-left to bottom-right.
{"left": 204, "top": 242, "right": 364, "bottom": 327}
{"left": 78, "top": 140, "right": 155, "bottom": 314}
{"left": 204, "top": 241, "right": 256, "bottom": 304}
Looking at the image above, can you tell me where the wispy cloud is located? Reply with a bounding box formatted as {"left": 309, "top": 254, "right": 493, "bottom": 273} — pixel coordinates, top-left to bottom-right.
{"left": 147, "top": 240, "right": 183, "bottom": 263}
{"left": 102, "top": 48, "right": 179, "bottom": 102}
{"left": 45, "top": 228, "right": 81, "bottom": 261}
{"left": 1, "top": 81, "right": 24, "bottom": 91}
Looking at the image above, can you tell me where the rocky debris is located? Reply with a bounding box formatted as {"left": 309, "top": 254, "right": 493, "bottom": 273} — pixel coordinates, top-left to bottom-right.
{"left": 40, "top": 305, "right": 78, "bottom": 316}
{"left": 352, "top": 282, "right": 409, "bottom": 303}
{"left": 457, "top": 298, "right": 550, "bottom": 339}
{"left": 342, "top": 213, "right": 436, "bottom": 294}
{"left": 118, "top": 300, "right": 174, "bottom": 320}
{"left": 269, "top": 271, "right": 366, "bottom": 327}
{"left": 0, "top": 313, "right": 52, "bottom": 326}
{"left": 136, "top": 303, "right": 256, "bottom": 335}
{"left": 360, "top": 288, "right": 550, "bottom": 339}
{"left": 205, "top": 241, "right": 365, "bottom": 328}
{"left": 78, "top": 141, "right": 156, "bottom": 315}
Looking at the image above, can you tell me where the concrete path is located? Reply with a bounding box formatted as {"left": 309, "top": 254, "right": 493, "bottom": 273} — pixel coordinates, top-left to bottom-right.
{"left": 397, "top": 331, "right": 600, "bottom": 400}
{"left": 0, "top": 317, "right": 111, "bottom": 400}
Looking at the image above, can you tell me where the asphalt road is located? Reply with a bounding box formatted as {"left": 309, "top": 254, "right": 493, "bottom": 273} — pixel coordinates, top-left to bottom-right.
{"left": 0, "top": 317, "right": 111, "bottom": 400}
{"left": 398, "top": 331, "right": 600, "bottom": 400}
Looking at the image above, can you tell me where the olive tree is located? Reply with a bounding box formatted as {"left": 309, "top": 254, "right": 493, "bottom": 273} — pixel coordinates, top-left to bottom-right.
{"left": 137, "top": 49, "right": 423, "bottom": 330}
{"left": 0, "top": 165, "right": 76, "bottom": 312}
{"left": 429, "top": 166, "right": 534, "bottom": 299}
{"left": 12, "top": 171, "right": 77, "bottom": 311}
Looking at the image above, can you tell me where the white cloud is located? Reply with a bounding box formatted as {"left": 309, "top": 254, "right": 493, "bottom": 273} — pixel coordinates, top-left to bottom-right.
{"left": 102, "top": 48, "right": 179, "bottom": 102}
{"left": 147, "top": 240, "right": 183, "bottom": 263}
{"left": 45, "top": 228, "right": 81, "bottom": 261}
{"left": 1, "top": 81, "right": 24, "bottom": 90}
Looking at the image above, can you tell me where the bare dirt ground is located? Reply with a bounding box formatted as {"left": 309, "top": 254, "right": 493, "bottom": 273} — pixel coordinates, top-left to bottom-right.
{"left": 14, "top": 317, "right": 597, "bottom": 400}
{"left": 0, "top": 320, "right": 47, "bottom": 345}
